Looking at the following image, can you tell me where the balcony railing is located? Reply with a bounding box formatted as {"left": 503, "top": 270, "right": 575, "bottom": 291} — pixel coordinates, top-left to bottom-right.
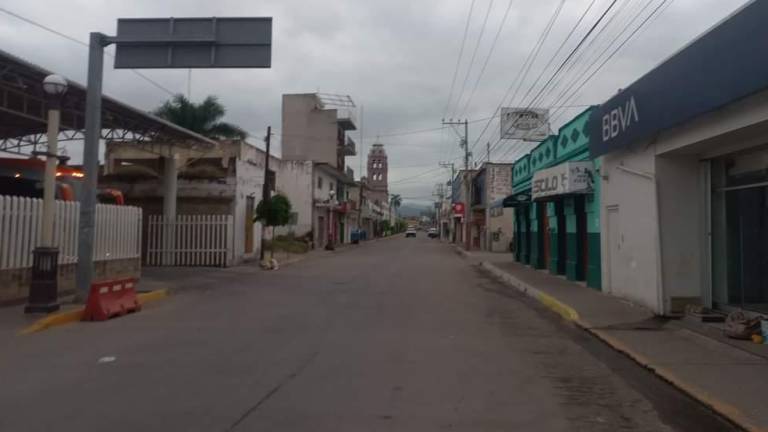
{"left": 336, "top": 108, "right": 357, "bottom": 131}
{"left": 343, "top": 136, "right": 356, "bottom": 156}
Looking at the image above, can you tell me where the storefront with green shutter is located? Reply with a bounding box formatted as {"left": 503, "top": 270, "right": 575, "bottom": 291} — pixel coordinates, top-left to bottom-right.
{"left": 508, "top": 108, "right": 601, "bottom": 289}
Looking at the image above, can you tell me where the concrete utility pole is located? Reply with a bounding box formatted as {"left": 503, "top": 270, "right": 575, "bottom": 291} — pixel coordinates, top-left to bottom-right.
{"left": 260, "top": 126, "right": 272, "bottom": 261}
{"left": 442, "top": 119, "right": 471, "bottom": 250}
{"left": 439, "top": 161, "right": 455, "bottom": 242}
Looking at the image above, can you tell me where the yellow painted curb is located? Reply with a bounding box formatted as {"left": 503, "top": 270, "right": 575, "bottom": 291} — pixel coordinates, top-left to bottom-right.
{"left": 137, "top": 288, "right": 169, "bottom": 305}
{"left": 18, "top": 288, "right": 169, "bottom": 336}
{"left": 535, "top": 291, "right": 580, "bottom": 322}
{"left": 18, "top": 308, "right": 84, "bottom": 335}
{"left": 594, "top": 329, "right": 765, "bottom": 432}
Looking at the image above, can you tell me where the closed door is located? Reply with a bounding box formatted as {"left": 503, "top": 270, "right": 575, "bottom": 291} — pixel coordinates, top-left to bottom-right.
{"left": 541, "top": 205, "right": 550, "bottom": 268}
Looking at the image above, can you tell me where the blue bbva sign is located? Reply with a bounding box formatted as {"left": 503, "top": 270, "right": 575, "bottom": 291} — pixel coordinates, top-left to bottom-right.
{"left": 589, "top": 1, "right": 768, "bottom": 157}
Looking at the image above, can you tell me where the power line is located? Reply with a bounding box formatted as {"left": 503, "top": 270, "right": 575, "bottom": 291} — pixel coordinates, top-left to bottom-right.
{"left": 517, "top": 0, "right": 606, "bottom": 110}
{"left": 456, "top": 0, "right": 518, "bottom": 118}
{"left": 0, "top": 6, "right": 178, "bottom": 97}
{"left": 443, "top": 0, "right": 477, "bottom": 118}
{"left": 495, "top": 0, "right": 673, "bottom": 162}
{"left": 450, "top": 0, "right": 495, "bottom": 119}
{"left": 469, "top": 0, "right": 566, "bottom": 153}
{"left": 488, "top": 0, "right": 608, "bottom": 161}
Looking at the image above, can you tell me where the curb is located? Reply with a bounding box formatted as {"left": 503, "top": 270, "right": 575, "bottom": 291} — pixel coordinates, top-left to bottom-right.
{"left": 18, "top": 288, "right": 169, "bottom": 336}
{"left": 477, "top": 260, "right": 760, "bottom": 432}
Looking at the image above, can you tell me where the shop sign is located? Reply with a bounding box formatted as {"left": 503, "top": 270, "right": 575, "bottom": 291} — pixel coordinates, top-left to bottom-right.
{"left": 452, "top": 202, "right": 465, "bottom": 215}
{"left": 588, "top": 1, "right": 768, "bottom": 157}
{"left": 487, "top": 165, "right": 513, "bottom": 203}
{"left": 531, "top": 161, "right": 593, "bottom": 200}
{"left": 500, "top": 108, "right": 551, "bottom": 141}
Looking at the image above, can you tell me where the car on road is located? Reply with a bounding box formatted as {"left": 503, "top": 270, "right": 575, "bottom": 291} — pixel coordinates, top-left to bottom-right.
{"left": 427, "top": 228, "right": 438, "bottom": 238}
{"left": 405, "top": 227, "right": 417, "bottom": 237}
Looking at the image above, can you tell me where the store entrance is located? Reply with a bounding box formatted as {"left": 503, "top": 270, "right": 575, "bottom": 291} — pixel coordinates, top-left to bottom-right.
{"left": 712, "top": 151, "right": 768, "bottom": 314}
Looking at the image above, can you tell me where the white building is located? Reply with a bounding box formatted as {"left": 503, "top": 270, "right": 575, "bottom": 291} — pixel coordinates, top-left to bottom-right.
{"left": 593, "top": 1, "right": 768, "bottom": 316}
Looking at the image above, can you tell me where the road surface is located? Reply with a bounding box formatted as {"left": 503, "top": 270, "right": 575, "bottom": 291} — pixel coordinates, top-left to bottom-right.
{"left": 1, "top": 235, "right": 737, "bottom": 431}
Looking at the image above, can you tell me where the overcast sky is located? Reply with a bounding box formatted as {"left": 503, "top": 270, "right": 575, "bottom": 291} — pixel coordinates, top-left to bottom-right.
{"left": 0, "top": 0, "right": 750, "bottom": 204}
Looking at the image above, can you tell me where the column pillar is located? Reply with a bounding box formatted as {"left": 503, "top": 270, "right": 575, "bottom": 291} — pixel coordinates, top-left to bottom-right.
{"left": 162, "top": 155, "right": 178, "bottom": 265}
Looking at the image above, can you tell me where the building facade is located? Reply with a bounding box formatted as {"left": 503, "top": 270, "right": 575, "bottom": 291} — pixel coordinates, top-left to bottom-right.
{"left": 591, "top": 1, "right": 768, "bottom": 315}
{"left": 508, "top": 108, "right": 601, "bottom": 289}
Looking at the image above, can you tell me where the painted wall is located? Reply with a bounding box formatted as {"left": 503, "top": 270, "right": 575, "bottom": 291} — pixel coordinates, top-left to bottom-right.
{"left": 601, "top": 145, "right": 661, "bottom": 312}
{"left": 233, "top": 143, "right": 266, "bottom": 262}
{"left": 281, "top": 94, "right": 338, "bottom": 166}
{"left": 275, "top": 160, "right": 315, "bottom": 239}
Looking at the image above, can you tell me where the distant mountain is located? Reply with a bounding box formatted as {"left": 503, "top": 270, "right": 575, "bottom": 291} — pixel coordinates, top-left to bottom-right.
{"left": 397, "top": 203, "right": 430, "bottom": 218}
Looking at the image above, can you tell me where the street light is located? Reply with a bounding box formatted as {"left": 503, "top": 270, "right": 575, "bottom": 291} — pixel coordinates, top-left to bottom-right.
{"left": 26, "top": 74, "right": 68, "bottom": 314}
{"left": 326, "top": 189, "right": 336, "bottom": 251}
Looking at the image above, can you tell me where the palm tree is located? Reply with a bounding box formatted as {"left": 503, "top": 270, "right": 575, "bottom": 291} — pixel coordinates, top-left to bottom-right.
{"left": 154, "top": 95, "right": 247, "bottom": 140}
{"left": 389, "top": 194, "right": 402, "bottom": 220}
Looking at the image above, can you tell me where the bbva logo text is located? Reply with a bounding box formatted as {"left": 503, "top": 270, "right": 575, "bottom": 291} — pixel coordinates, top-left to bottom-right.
{"left": 602, "top": 96, "right": 639, "bottom": 142}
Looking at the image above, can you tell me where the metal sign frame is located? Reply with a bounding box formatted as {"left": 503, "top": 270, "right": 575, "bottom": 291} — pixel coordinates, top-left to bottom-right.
{"left": 500, "top": 108, "right": 551, "bottom": 141}
{"left": 114, "top": 17, "right": 272, "bottom": 69}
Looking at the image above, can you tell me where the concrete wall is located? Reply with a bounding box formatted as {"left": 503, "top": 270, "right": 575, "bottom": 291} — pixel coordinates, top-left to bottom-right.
{"left": 489, "top": 208, "right": 513, "bottom": 252}
{"left": 601, "top": 144, "right": 661, "bottom": 312}
{"left": 281, "top": 94, "right": 338, "bottom": 166}
{"left": 0, "top": 258, "right": 140, "bottom": 305}
{"left": 233, "top": 144, "right": 266, "bottom": 262}
{"left": 275, "top": 160, "right": 314, "bottom": 238}
{"left": 656, "top": 156, "right": 704, "bottom": 312}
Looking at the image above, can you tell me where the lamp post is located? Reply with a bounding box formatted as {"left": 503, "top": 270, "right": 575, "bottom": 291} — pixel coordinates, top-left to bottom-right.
{"left": 326, "top": 189, "right": 336, "bottom": 251}
{"left": 25, "top": 74, "right": 68, "bottom": 314}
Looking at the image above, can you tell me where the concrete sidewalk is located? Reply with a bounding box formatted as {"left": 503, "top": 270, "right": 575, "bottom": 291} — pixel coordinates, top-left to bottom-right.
{"left": 458, "top": 247, "right": 768, "bottom": 432}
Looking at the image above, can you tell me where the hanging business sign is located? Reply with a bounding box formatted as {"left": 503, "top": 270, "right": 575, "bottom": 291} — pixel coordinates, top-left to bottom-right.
{"left": 531, "top": 161, "right": 594, "bottom": 200}
{"left": 452, "top": 202, "right": 465, "bottom": 216}
{"left": 114, "top": 17, "right": 272, "bottom": 69}
{"left": 500, "top": 108, "right": 550, "bottom": 141}
{"left": 588, "top": 1, "right": 768, "bottom": 157}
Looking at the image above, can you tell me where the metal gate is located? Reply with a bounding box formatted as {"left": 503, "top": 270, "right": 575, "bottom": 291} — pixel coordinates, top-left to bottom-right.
{"left": 146, "top": 215, "right": 233, "bottom": 267}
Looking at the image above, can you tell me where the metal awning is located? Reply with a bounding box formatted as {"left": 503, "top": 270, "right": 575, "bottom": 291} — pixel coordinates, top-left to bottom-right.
{"left": 0, "top": 48, "right": 217, "bottom": 156}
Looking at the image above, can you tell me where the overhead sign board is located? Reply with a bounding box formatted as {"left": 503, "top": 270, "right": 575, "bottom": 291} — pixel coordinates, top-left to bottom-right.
{"left": 500, "top": 108, "right": 550, "bottom": 141}
{"left": 589, "top": 1, "right": 768, "bottom": 157}
{"left": 114, "top": 17, "right": 272, "bottom": 69}
{"left": 531, "top": 161, "right": 594, "bottom": 200}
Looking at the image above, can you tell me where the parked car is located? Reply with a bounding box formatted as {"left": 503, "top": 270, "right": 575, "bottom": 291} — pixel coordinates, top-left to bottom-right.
{"left": 405, "top": 227, "right": 417, "bottom": 238}
{"left": 427, "top": 228, "right": 438, "bottom": 238}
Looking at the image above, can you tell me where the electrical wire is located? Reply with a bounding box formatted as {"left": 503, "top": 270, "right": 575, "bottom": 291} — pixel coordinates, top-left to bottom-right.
{"left": 456, "top": 0, "right": 518, "bottom": 119}
{"left": 494, "top": 0, "right": 674, "bottom": 162}
{"left": 468, "top": 0, "right": 566, "bottom": 153}
{"left": 0, "top": 6, "right": 178, "bottom": 97}
{"left": 443, "top": 0, "right": 477, "bottom": 118}
{"left": 450, "top": 0, "right": 495, "bottom": 119}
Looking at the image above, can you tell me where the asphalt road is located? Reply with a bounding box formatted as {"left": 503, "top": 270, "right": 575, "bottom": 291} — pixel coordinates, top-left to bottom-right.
{"left": 1, "top": 235, "right": 738, "bottom": 431}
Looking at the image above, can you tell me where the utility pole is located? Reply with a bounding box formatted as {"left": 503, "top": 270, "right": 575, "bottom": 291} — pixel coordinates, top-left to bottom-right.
{"left": 487, "top": 142, "right": 491, "bottom": 163}
{"left": 442, "top": 119, "right": 471, "bottom": 250}
{"left": 259, "top": 126, "right": 272, "bottom": 261}
{"left": 439, "top": 161, "right": 455, "bottom": 242}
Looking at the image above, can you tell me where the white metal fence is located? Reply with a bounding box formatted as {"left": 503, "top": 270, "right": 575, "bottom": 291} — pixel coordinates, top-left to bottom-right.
{"left": 146, "top": 214, "right": 234, "bottom": 267}
{"left": 0, "top": 195, "right": 142, "bottom": 270}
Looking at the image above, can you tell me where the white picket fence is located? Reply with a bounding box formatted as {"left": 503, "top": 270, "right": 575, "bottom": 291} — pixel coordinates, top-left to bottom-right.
{"left": 146, "top": 214, "right": 234, "bottom": 267}
{"left": 0, "top": 195, "right": 142, "bottom": 270}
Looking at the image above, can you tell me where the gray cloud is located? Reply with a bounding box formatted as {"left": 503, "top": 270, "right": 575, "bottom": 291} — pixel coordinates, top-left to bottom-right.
{"left": 0, "top": 0, "right": 749, "bottom": 204}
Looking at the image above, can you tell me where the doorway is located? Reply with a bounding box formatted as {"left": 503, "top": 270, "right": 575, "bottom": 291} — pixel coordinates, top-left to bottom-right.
{"left": 541, "top": 203, "right": 550, "bottom": 269}
{"left": 712, "top": 152, "right": 768, "bottom": 314}
{"left": 555, "top": 200, "right": 566, "bottom": 275}
{"left": 576, "top": 196, "right": 588, "bottom": 281}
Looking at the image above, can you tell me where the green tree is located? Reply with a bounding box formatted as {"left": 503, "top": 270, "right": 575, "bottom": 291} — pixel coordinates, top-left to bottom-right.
{"left": 154, "top": 94, "right": 247, "bottom": 140}
{"left": 389, "top": 194, "right": 402, "bottom": 220}
{"left": 254, "top": 194, "right": 293, "bottom": 259}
